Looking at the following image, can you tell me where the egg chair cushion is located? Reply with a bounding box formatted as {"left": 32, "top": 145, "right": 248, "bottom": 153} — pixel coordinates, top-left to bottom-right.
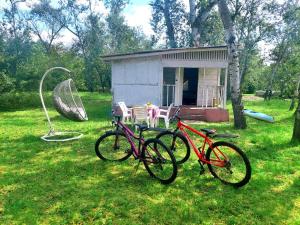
{"left": 53, "top": 79, "right": 88, "bottom": 121}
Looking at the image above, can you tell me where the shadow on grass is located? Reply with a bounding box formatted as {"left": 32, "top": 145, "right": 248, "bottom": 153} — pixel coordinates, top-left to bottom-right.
{"left": 2, "top": 145, "right": 299, "bottom": 224}
{"left": 2, "top": 96, "right": 300, "bottom": 224}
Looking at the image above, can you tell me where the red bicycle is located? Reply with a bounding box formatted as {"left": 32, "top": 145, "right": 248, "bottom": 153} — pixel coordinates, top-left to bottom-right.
{"left": 156, "top": 107, "right": 251, "bottom": 187}
{"left": 95, "top": 115, "right": 177, "bottom": 184}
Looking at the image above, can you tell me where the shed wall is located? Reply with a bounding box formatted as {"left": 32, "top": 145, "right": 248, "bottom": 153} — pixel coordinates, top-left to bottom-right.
{"left": 112, "top": 57, "right": 162, "bottom": 106}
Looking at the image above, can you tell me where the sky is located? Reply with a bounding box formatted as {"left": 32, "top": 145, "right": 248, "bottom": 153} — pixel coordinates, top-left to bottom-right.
{"left": 0, "top": 0, "right": 288, "bottom": 59}
{"left": 123, "top": 0, "right": 154, "bottom": 36}
{"left": 124, "top": 0, "right": 189, "bottom": 35}
{"left": 0, "top": 0, "right": 156, "bottom": 44}
{"left": 0, "top": 0, "right": 191, "bottom": 43}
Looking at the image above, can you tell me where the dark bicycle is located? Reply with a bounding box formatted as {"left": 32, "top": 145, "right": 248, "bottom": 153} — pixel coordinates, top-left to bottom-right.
{"left": 95, "top": 115, "right": 178, "bottom": 184}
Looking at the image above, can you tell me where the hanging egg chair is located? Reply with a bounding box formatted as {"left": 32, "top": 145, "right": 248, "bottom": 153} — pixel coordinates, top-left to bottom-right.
{"left": 53, "top": 79, "right": 88, "bottom": 122}
{"left": 39, "top": 67, "right": 88, "bottom": 142}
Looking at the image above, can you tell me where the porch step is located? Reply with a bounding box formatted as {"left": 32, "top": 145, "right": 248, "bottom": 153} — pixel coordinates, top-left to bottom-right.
{"left": 180, "top": 114, "right": 204, "bottom": 120}
{"left": 171, "top": 107, "right": 229, "bottom": 122}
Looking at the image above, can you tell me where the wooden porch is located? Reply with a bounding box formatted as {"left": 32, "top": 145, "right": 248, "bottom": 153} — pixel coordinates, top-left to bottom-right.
{"left": 164, "top": 84, "right": 226, "bottom": 108}
{"left": 169, "top": 106, "right": 229, "bottom": 122}
{"left": 114, "top": 105, "right": 229, "bottom": 122}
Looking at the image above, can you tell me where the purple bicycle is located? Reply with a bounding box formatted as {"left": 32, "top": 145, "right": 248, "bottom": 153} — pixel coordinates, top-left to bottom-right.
{"left": 95, "top": 115, "right": 177, "bottom": 184}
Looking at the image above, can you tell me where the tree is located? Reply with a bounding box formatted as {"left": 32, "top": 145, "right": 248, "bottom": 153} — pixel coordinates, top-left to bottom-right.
{"left": 230, "top": 0, "right": 275, "bottom": 85}
{"left": 292, "top": 87, "right": 300, "bottom": 143}
{"left": 28, "top": 0, "right": 64, "bottom": 54}
{"left": 105, "top": 0, "right": 130, "bottom": 51}
{"left": 189, "top": 0, "right": 219, "bottom": 46}
{"left": 2, "top": 0, "right": 32, "bottom": 88}
{"left": 267, "top": 0, "right": 299, "bottom": 93}
{"left": 218, "top": 0, "right": 246, "bottom": 129}
{"left": 150, "top": 0, "right": 188, "bottom": 48}
{"left": 151, "top": 0, "right": 224, "bottom": 47}
{"left": 105, "top": 0, "right": 151, "bottom": 53}
{"left": 85, "top": 12, "right": 107, "bottom": 92}
{"left": 0, "top": 72, "right": 15, "bottom": 93}
{"left": 54, "top": 0, "right": 97, "bottom": 92}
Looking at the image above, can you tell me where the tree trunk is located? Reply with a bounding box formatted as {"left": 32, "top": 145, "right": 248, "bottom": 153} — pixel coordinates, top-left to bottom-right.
{"left": 189, "top": 0, "right": 201, "bottom": 46}
{"left": 189, "top": 0, "right": 217, "bottom": 47}
{"left": 218, "top": 0, "right": 246, "bottom": 129}
{"left": 84, "top": 57, "right": 94, "bottom": 92}
{"left": 239, "top": 48, "right": 251, "bottom": 85}
{"left": 289, "top": 97, "right": 296, "bottom": 111}
{"left": 95, "top": 64, "right": 106, "bottom": 92}
{"left": 163, "top": 0, "right": 177, "bottom": 48}
{"left": 292, "top": 94, "right": 300, "bottom": 143}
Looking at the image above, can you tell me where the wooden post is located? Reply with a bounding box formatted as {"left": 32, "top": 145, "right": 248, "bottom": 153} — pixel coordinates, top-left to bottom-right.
{"left": 223, "top": 67, "right": 228, "bottom": 109}
{"left": 206, "top": 86, "right": 208, "bottom": 108}
{"left": 160, "top": 66, "right": 164, "bottom": 107}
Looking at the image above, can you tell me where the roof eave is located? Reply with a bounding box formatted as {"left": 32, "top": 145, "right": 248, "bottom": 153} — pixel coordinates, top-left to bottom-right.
{"left": 101, "top": 46, "right": 228, "bottom": 62}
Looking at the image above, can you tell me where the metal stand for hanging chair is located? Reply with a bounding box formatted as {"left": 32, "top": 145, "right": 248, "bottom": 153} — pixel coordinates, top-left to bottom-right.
{"left": 39, "top": 67, "right": 88, "bottom": 142}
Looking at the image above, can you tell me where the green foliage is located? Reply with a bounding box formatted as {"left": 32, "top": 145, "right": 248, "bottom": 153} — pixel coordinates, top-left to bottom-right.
{"left": 150, "top": 0, "right": 189, "bottom": 48}
{"left": 242, "top": 56, "right": 268, "bottom": 93}
{"left": 105, "top": 0, "right": 152, "bottom": 53}
{"left": 0, "top": 0, "right": 151, "bottom": 94}
{"left": 0, "top": 92, "right": 49, "bottom": 111}
{"left": 0, "top": 72, "right": 15, "bottom": 93}
{"left": 199, "top": 11, "right": 224, "bottom": 45}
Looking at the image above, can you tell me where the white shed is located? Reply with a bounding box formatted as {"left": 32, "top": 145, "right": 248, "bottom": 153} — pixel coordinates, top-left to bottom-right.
{"left": 102, "top": 46, "right": 229, "bottom": 122}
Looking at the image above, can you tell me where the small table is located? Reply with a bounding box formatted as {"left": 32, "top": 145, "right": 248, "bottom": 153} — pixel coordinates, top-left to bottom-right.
{"left": 146, "top": 104, "right": 160, "bottom": 127}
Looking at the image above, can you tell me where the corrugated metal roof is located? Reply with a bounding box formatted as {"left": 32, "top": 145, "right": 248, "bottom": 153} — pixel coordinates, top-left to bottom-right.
{"left": 102, "top": 46, "right": 228, "bottom": 61}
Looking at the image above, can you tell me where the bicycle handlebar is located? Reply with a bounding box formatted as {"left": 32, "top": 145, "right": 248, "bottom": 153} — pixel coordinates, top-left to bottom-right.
{"left": 170, "top": 106, "right": 182, "bottom": 121}
{"left": 111, "top": 110, "right": 121, "bottom": 124}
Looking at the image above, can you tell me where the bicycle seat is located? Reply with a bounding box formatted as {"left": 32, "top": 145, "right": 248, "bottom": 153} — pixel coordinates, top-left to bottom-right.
{"left": 135, "top": 124, "right": 149, "bottom": 132}
{"left": 200, "top": 128, "right": 216, "bottom": 135}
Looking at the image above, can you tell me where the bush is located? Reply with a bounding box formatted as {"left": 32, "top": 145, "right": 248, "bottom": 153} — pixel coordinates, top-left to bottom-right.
{"left": 0, "top": 72, "right": 15, "bottom": 93}
{"left": 243, "top": 82, "right": 256, "bottom": 94}
{"left": 0, "top": 92, "right": 52, "bottom": 111}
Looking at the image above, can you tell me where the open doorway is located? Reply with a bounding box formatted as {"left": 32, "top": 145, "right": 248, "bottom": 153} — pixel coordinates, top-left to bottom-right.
{"left": 182, "top": 68, "right": 198, "bottom": 105}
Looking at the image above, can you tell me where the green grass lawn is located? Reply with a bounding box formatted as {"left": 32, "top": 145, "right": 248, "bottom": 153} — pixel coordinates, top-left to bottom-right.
{"left": 1, "top": 93, "right": 300, "bottom": 224}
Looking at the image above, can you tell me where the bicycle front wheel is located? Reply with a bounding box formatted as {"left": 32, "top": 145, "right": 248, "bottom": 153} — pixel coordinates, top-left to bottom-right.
{"left": 206, "top": 141, "right": 251, "bottom": 188}
{"left": 95, "top": 131, "right": 132, "bottom": 161}
{"left": 142, "top": 138, "right": 177, "bottom": 184}
{"left": 156, "top": 131, "right": 190, "bottom": 164}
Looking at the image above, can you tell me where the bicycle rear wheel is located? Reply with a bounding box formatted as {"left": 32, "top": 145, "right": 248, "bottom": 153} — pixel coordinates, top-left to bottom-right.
{"left": 156, "top": 131, "right": 190, "bottom": 164}
{"left": 142, "top": 138, "right": 177, "bottom": 184}
{"left": 95, "top": 131, "right": 132, "bottom": 161}
{"left": 206, "top": 141, "right": 251, "bottom": 188}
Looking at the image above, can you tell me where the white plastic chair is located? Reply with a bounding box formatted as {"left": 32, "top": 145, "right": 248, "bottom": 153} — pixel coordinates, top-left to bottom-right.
{"left": 133, "top": 106, "right": 150, "bottom": 130}
{"left": 156, "top": 103, "right": 174, "bottom": 129}
{"left": 118, "top": 102, "right": 132, "bottom": 123}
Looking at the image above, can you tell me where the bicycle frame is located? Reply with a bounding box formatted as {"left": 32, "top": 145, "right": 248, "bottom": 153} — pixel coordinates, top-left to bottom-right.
{"left": 115, "top": 120, "right": 144, "bottom": 159}
{"left": 176, "top": 119, "right": 228, "bottom": 167}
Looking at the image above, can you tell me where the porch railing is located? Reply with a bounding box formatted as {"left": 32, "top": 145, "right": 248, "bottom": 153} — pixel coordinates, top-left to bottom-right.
{"left": 198, "top": 85, "right": 225, "bottom": 108}
{"left": 163, "top": 84, "right": 175, "bottom": 106}
{"left": 162, "top": 84, "right": 225, "bottom": 108}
